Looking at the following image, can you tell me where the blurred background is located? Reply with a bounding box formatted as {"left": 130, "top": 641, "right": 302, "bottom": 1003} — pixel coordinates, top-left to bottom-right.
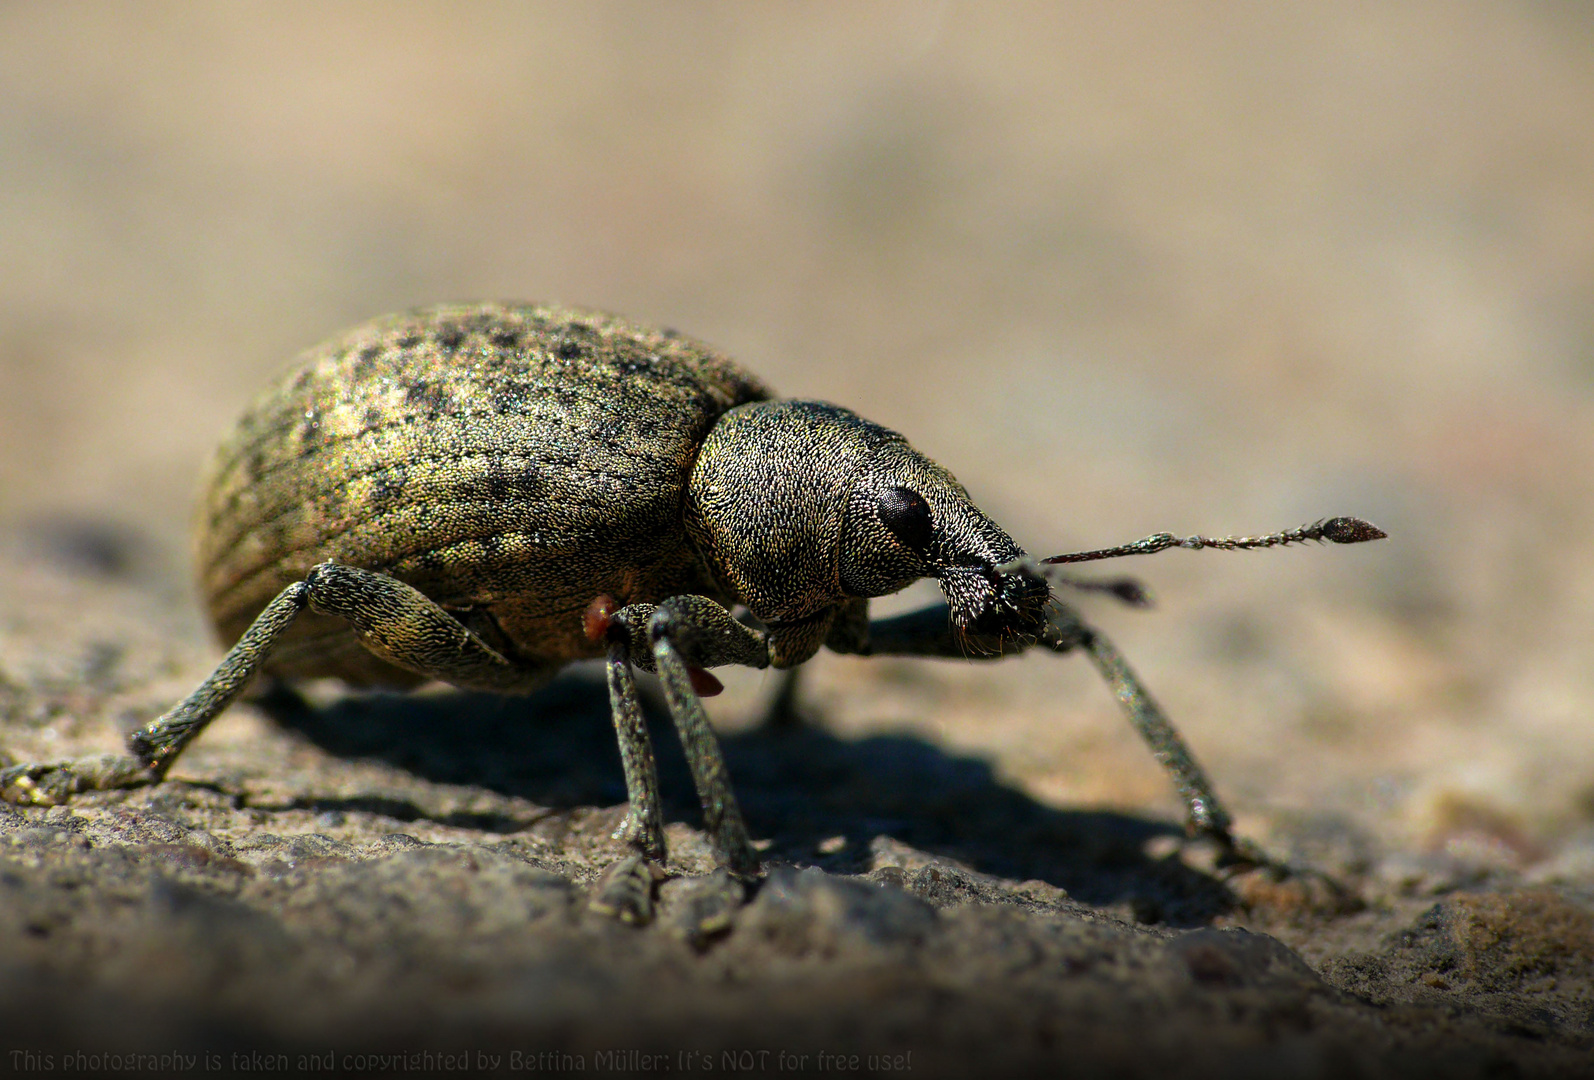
{"left": 2, "top": 2, "right": 1591, "bottom": 875}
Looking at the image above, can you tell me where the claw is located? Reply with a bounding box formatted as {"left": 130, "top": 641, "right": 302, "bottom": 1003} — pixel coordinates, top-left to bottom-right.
{"left": 1180, "top": 830, "right": 1365, "bottom": 918}
{"left": 0, "top": 754, "right": 151, "bottom": 806}
{"left": 661, "top": 868, "right": 745, "bottom": 949}
{"left": 588, "top": 854, "right": 665, "bottom": 926}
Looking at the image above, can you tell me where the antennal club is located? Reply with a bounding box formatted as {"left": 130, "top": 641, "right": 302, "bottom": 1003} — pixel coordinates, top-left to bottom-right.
{"left": 1042, "top": 516, "right": 1386, "bottom": 566}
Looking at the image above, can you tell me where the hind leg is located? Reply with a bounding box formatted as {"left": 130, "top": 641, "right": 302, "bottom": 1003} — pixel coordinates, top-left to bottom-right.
{"left": 2, "top": 563, "right": 549, "bottom": 804}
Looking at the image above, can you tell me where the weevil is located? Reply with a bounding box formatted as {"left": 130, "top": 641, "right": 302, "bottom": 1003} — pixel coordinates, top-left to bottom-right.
{"left": 1, "top": 302, "right": 1384, "bottom": 885}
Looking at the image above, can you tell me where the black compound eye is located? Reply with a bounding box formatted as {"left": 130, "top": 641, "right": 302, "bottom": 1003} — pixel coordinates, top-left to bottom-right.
{"left": 876, "top": 487, "right": 934, "bottom": 553}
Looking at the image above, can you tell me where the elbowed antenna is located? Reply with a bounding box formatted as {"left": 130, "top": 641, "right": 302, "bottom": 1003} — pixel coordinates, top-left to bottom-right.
{"left": 1041, "top": 516, "right": 1387, "bottom": 566}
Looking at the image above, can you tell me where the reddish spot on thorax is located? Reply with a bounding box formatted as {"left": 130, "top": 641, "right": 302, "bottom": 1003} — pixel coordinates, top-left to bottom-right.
{"left": 583, "top": 594, "right": 619, "bottom": 642}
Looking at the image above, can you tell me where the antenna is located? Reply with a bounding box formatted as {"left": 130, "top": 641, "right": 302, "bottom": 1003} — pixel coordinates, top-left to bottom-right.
{"left": 1042, "top": 516, "right": 1386, "bottom": 566}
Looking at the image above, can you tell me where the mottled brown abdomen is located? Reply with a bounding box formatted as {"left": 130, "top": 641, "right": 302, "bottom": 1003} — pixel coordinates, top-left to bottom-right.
{"left": 198, "top": 302, "right": 770, "bottom": 685}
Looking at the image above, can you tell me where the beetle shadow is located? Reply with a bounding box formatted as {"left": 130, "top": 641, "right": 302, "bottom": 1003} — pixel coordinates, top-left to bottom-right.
{"left": 260, "top": 669, "right": 1235, "bottom": 926}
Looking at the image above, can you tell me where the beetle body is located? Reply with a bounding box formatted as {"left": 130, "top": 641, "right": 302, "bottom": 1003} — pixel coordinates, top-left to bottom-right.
{"left": 202, "top": 302, "right": 1047, "bottom": 691}
{"left": 1, "top": 301, "right": 1383, "bottom": 893}
{"left": 201, "top": 303, "right": 770, "bottom": 688}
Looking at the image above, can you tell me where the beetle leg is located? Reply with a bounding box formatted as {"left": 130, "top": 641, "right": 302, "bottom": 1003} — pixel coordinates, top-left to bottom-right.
{"left": 1067, "top": 620, "right": 1352, "bottom": 893}
{"left": 760, "top": 668, "right": 804, "bottom": 728}
{"left": 587, "top": 852, "right": 665, "bottom": 926}
{"left": 0, "top": 753, "right": 151, "bottom": 806}
{"left": 833, "top": 599, "right": 1244, "bottom": 858}
{"left": 290, "top": 563, "right": 545, "bottom": 693}
{"left": 128, "top": 579, "right": 313, "bottom": 778}
{"left": 1036, "top": 603, "right": 1240, "bottom": 851}
{"left": 601, "top": 634, "right": 666, "bottom": 863}
{"left": 1064, "top": 623, "right": 1237, "bottom": 852}
{"left": 119, "top": 563, "right": 547, "bottom": 786}
{"left": 652, "top": 631, "right": 758, "bottom": 878}
{"left": 3, "top": 579, "right": 316, "bottom": 803}
{"left": 839, "top": 602, "right": 970, "bottom": 658}
{"left": 604, "top": 596, "right": 768, "bottom": 878}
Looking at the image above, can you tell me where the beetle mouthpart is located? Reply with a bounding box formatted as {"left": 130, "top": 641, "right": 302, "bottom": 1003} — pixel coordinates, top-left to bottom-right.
{"left": 996, "top": 555, "right": 1154, "bottom": 608}
{"left": 1041, "top": 516, "right": 1387, "bottom": 565}
{"left": 940, "top": 562, "right": 1050, "bottom": 644}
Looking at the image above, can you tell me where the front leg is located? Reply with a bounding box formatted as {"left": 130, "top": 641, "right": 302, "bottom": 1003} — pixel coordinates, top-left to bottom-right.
{"left": 833, "top": 599, "right": 1243, "bottom": 859}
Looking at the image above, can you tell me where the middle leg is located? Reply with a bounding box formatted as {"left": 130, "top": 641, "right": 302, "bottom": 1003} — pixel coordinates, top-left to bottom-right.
{"left": 605, "top": 595, "right": 770, "bottom": 878}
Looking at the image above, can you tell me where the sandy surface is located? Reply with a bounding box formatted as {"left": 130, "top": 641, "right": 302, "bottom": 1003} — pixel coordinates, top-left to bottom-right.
{"left": 2, "top": 3, "right": 1592, "bottom": 1075}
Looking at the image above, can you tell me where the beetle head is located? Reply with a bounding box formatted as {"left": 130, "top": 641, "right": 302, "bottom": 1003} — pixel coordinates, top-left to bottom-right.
{"left": 838, "top": 451, "right": 1052, "bottom": 649}
{"left": 687, "top": 400, "right": 1049, "bottom": 648}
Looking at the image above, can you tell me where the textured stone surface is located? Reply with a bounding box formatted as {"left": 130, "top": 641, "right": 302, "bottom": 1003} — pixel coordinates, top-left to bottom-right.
{"left": 1, "top": 540, "right": 1592, "bottom": 1077}
{"left": 4, "top": 4, "right": 1594, "bottom": 1076}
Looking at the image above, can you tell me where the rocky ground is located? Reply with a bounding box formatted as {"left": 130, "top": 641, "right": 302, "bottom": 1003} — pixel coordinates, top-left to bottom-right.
{"left": 3, "top": 4, "right": 1594, "bottom": 1076}
{"left": 2, "top": 530, "right": 1591, "bottom": 1078}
